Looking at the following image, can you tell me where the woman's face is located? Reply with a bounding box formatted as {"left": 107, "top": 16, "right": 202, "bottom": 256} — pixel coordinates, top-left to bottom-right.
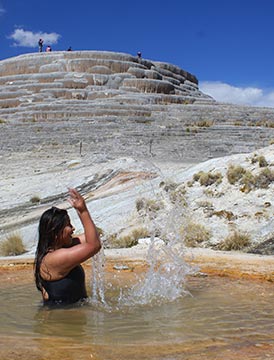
{"left": 60, "top": 218, "right": 75, "bottom": 247}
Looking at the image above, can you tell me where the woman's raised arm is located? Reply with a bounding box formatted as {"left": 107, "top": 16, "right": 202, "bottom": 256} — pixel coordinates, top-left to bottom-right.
{"left": 45, "top": 188, "right": 101, "bottom": 276}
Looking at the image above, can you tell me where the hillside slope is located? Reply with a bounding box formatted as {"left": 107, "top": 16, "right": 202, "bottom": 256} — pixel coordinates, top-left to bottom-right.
{"left": 1, "top": 51, "right": 274, "bottom": 256}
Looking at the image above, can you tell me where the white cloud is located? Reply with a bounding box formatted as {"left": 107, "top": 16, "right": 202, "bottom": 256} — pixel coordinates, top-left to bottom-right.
{"left": 200, "top": 81, "right": 274, "bottom": 108}
{"left": 8, "top": 28, "right": 61, "bottom": 48}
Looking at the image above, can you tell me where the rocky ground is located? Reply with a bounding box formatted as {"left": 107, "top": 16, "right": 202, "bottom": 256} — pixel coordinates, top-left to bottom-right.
{"left": 0, "top": 51, "right": 274, "bottom": 271}
{"left": 1, "top": 145, "right": 274, "bottom": 262}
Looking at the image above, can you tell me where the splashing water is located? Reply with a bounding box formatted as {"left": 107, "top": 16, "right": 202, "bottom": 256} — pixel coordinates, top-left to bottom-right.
{"left": 90, "top": 201, "right": 196, "bottom": 308}
{"left": 121, "top": 203, "right": 196, "bottom": 306}
{"left": 90, "top": 249, "right": 106, "bottom": 305}
{"left": 121, "top": 238, "right": 193, "bottom": 306}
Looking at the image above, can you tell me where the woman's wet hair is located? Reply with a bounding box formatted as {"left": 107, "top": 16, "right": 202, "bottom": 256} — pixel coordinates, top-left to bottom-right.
{"left": 34, "top": 207, "right": 69, "bottom": 292}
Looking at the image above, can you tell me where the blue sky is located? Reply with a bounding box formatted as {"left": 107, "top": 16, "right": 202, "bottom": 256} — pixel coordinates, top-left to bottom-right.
{"left": 1, "top": 0, "right": 274, "bottom": 107}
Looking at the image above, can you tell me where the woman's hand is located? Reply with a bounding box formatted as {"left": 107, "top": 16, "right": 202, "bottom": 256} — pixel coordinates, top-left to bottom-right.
{"left": 68, "top": 188, "right": 87, "bottom": 213}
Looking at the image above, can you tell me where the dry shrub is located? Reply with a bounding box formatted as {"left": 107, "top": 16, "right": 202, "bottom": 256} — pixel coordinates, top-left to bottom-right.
{"left": 131, "top": 227, "right": 150, "bottom": 240}
{"left": 110, "top": 235, "right": 138, "bottom": 249}
{"left": 169, "top": 187, "right": 187, "bottom": 205}
{"left": 136, "top": 197, "right": 164, "bottom": 219}
{"left": 251, "top": 154, "right": 268, "bottom": 167}
{"left": 254, "top": 120, "right": 268, "bottom": 127}
{"left": 193, "top": 171, "right": 204, "bottom": 182}
{"left": 227, "top": 164, "right": 246, "bottom": 184}
{"left": 0, "top": 234, "right": 26, "bottom": 256}
{"left": 250, "top": 154, "right": 258, "bottom": 164}
{"left": 159, "top": 180, "right": 178, "bottom": 192}
{"left": 254, "top": 168, "right": 274, "bottom": 188}
{"left": 30, "top": 195, "right": 41, "bottom": 204}
{"left": 197, "top": 200, "right": 213, "bottom": 209}
{"left": 96, "top": 226, "right": 104, "bottom": 237}
{"left": 193, "top": 171, "right": 222, "bottom": 186}
{"left": 240, "top": 171, "right": 256, "bottom": 193}
{"left": 203, "top": 188, "right": 224, "bottom": 198}
{"left": 196, "top": 120, "right": 214, "bottom": 127}
{"left": 200, "top": 172, "right": 222, "bottom": 186}
{"left": 104, "top": 234, "right": 120, "bottom": 248}
{"left": 106, "top": 227, "right": 149, "bottom": 248}
{"left": 239, "top": 168, "right": 274, "bottom": 192}
{"left": 159, "top": 180, "right": 187, "bottom": 205}
{"left": 258, "top": 156, "right": 268, "bottom": 167}
{"left": 212, "top": 210, "right": 235, "bottom": 221}
{"left": 187, "top": 180, "right": 194, "bottom": 187}
{"left": 254, "top": 120, "right": 274, "bottom": 128}
{"left": 215, "top": 231, "right": 251, "bottom": 251}
{"left": 227, "top": 163, "right": 274, "bottom": 191}
{"left": 180, "top": 222, "right": 211, "bottom": 247}
{"left": 254, "top": 211, "right": 268, "bottom": 220}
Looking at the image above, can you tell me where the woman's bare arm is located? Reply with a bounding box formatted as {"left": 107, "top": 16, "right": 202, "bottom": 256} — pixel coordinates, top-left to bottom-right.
{"left": 43, "top": 189, "right": 101, "bottom": 278}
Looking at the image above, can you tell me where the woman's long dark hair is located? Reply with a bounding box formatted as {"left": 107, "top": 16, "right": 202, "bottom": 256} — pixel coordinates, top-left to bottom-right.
{"left": 34, "top": 207, "right": 69, "bottom": 292}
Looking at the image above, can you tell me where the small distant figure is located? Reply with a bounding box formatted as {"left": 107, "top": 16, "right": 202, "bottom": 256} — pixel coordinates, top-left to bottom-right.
{"left": 67, "top": 46, "right": 72, "bottom": 51}
{"left": 38, "top": 38, "right": 43, "bottom": 52}
{"left": 137, "top": 51, "right": 142, "bottom": 59}
{"left": 46, "top": 45, "right": 52, "bottom": 52}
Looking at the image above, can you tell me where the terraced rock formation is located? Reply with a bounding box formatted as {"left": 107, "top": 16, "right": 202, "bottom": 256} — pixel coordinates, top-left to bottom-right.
{"left": 0, "top": 50, "right": 208, "bottom": 121}
{"left": 1, "top": 50, "right": 274, "bottom": 166}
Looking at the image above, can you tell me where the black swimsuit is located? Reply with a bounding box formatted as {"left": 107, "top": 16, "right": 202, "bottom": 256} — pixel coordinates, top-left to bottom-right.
{"left": 41, "top": 265, "right": 87, "bottom": 305}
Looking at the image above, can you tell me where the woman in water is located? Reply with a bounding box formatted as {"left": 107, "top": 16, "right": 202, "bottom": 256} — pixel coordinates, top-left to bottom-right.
{"left": 34, "top": 188, "right": 101, "bottom": 305}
